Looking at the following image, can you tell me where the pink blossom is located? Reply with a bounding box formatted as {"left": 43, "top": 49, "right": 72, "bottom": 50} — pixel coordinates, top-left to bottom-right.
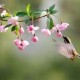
{"left": 51, "top": 23, "right": 69, "bottom": 38}
{"left": 56, "top": 31, "right": 62, "bottom": 37}
{"left": 51, "top": 23, "right": 69, "bottom": 33}
{"left": 14, "top": 39, "right": 29, "bottom": 50}
{"left": 27, "top": 25, "right": 39, "bottom": 34}
{"left": 18, "top": 40, "right": 29, "bottom": 50}
{"left": 31, "top": 36, "right": 39, "bottom": 42}
{"left": 0, "top": 25, "right": 8, "bottom": 32}
{"left": 8, "top": 16, "right": 19, "bottom": 26}
{"left": 41, "top": 29, "right": 51, "bottom": 36}
{"left": 21, "top": 40, "right": 29, "bottom": 47}
{"left": 56, "top": 23, "right": 69, "bottom": 31}
{"left": 14, "top": 39, "right": 21, "bottom": 46}
{"left": 19, "top": 27, "right": 24, "bottom": 34}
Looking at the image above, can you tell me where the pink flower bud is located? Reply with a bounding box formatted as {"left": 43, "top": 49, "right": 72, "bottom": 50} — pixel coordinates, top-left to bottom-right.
{"left": 56, "top": 31, "right": 62, "bottom": 37}
{"left": 14, "top": 39, "right": 21, "bottom": 46}
{"left": 19, "top": 27, "right": 24, "bottom": 34}
{"left": 41, "top": 29, "right": 51, "bottom": 36}
{"left": 8, "top": 16, "right": 19, "bottom": 26}
{"left": 31, "top": 36, "right": 39, "bottom": 42}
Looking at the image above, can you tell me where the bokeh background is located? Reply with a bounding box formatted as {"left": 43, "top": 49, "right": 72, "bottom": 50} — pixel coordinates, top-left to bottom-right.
{"left": 0, "top": 0, "right": 80, "bottom": 80}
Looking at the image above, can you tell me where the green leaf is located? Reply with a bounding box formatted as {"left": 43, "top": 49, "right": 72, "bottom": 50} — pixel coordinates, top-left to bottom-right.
{"left": 5, "top": 24, "right": 12, "bottom": 28}
{"left": 16, "top": 12, "right": 27, "bottom": 17}
{"left": 47, "top": 18, "right": 54, "bottom": 30}
{"left": 11, "top": 26, "right": 16, "bottom": 31}
{"left": 48, "top": 4, "right": 57, "bottom": 14}
{"left": 49, "top": 4, "right": 55, "bottom": 12}
{"left": 11, "top": 26, "right": 19, "bottom": 31}
{"left": 26, "top": 4, "right": 30, "bottom": 16}
{"left": 49, "top": 10, "right": 57, "bottom": 14}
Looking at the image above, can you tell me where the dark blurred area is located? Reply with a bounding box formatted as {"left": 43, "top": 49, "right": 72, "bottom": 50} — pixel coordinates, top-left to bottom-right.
{"left": 0, "top": 0, "right": 80, "bottom": 80}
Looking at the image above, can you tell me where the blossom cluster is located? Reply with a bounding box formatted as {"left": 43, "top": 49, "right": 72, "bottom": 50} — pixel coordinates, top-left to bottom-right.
{"left": 0, "top": 4, "right": 69, "bottom": 50}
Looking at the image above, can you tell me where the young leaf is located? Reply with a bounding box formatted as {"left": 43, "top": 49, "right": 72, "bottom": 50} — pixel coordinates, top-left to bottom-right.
{"left": 16, "top": 12, "right": 27, "bottom": 17}
{"left": 47, "top": 18, "right": 54, "bottom": 30}
{"left": 49, "top": 10, "right": 57, "bottom": 14}
{"left": 26, "top": 4, "right": 30, "bottom": 16}
{"left": 11, "top": 26, "right": 19, "bottom": 31}
{"left": 49, "top": 4, "right": 55, "bottom": 12}
{"left": 5, "top": 24, "right": 12, "bottom": 28}
{"left": 11, "top": 26, "right": 16, "bottom": 31}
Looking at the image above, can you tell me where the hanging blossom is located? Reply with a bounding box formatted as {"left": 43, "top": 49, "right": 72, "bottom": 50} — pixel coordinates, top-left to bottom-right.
{"left": 31, "top": 36, "right": 39, "bottom": 42}
{"left": 19, "top": 26, "right": 24, "bottom": 35}
{"left": 51, "top": 23, "right": 69, "bottom": 37}
{"left": 14, "top": 39, "right": 29, "bottom": 50}
{"left": 27, "top": 25, "right": 39, "bottom": 42}
{"left": 0, "top": 25, "right": 8, "bottom": 33}
{"left": 27, "top": 25, "right": 39, "bottom": 34}
{"left": 56, "top": 23, "right": 69, "bottom": 31}
{"left": 8, "top": 16, "right": 19, "bottom": 26}
{"left": 41, "top": 28, "right": 51, "bottom": 36}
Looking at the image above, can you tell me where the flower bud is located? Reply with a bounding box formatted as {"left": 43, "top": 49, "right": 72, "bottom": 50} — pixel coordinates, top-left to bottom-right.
{"left": 19, "top": 27, "right": 24, "bottom": 34}
{"left": 31, "top": 36, "right": 39, "bottom": 42}
{"left": 56, "top": 31, "right": 62, "bottom": 37}
{"left": 41, "top": 29, "right": 51, "bottom": 36}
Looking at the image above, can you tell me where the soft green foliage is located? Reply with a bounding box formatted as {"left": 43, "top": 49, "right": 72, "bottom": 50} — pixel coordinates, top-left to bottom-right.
{"left": 26, "top": 3, "right": 31, "bottom": 17}
{"left": 16, "top": 12, "right": 27, "bottom": 17}
{"left": 49, "top": 4, "right": 55, "bottom": 11}
{"left": 47, "top": 17, "right": 54, "bottom": 30}
{"left": 11, "top": 26, "right": 18, "bottom": 31}
{"left": 48, "top": 4, "right": 57, "bottom": 14}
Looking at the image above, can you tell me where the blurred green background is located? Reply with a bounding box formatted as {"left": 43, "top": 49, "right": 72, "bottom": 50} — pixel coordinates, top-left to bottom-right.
{"left": 0, "top": 0, "right": 80, "bottom": 80}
